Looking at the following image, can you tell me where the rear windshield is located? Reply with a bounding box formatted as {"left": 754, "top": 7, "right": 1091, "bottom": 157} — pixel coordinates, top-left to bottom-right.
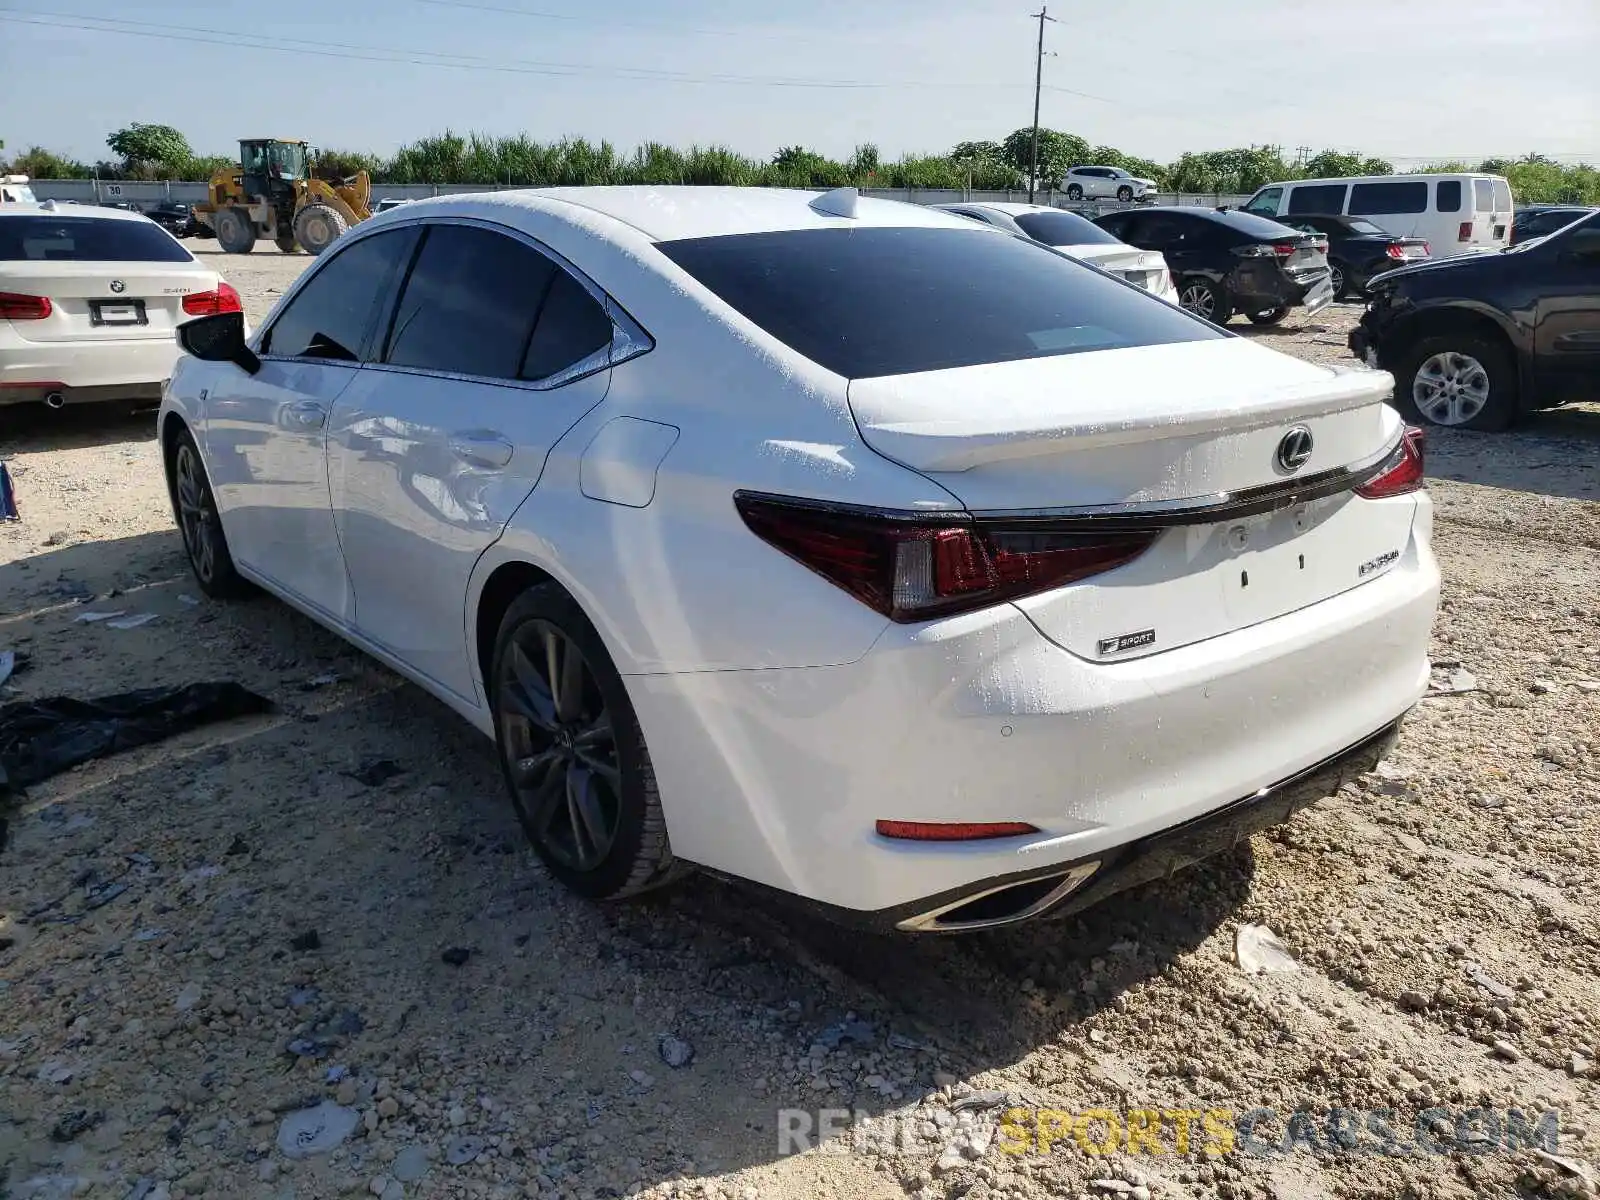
{"left": 1345, "top": 218, "right": 1387, "bottom": 235}
{"left": 1011, "top": 210, "right": 1121, "bottom": 246}
{"left": 656, "top": 227, "right": 1219, "bottom": 380}
{"left": 1207, "top": 208, "right": 1307, "bottom": 239}
{"left": 0, "top": 215, "right": 192, "bottom": 262}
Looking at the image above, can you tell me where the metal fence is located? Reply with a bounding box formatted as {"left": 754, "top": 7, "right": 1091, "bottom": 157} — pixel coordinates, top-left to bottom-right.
{"left": 20, "top": 178, "right": 1253, "bottom": 212}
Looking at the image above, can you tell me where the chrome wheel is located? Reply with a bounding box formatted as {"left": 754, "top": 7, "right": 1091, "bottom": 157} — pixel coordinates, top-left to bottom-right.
{"left": 175, "top": 442, "right": 218, "bottom": 584}
{"left": 1179, "top": 282, "right": 1215, "bottom": 319}
{"left": 498, "top": 621, "right": 622, "bottom": 873}
{"left": 1412, "top": 351, "right": 1491, "bottom": 426}
{"left": 1329, "top": 264, "right": 1345, "bottom": 295}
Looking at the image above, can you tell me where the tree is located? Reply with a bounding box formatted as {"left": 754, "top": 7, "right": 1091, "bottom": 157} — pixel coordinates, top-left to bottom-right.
{"left": 949, "top": 140, "right": 1002, "bottom": 164}
{"left": 1000, "top": 127, "right": 1089, "bottom": 190}
{"left": 4, "top": 145, "right": 92, "bottom": 179}
{"left": 849, "top": 144, "right": 881, "bottom": 177}
{"left": 106, "top": 123, "right": 193, "bottom": 175}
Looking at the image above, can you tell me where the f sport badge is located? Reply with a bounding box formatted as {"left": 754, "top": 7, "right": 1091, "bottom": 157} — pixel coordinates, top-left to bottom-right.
{"left": 1098, "top": 628, "right": 1156, "bottom": 656}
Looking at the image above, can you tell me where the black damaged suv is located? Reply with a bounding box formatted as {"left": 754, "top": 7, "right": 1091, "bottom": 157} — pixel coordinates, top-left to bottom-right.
{"left": 1350, "top": 210, "right": 1600, "bottom": 431}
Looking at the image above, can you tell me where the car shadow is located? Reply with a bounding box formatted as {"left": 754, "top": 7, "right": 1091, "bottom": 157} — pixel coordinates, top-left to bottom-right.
{"left": 0, "top": 399, "right": 157, "bottom": 456}
{"left": 2, "top": 531, "right": 1262, "bottom": 1197}
{"left": 1421, "top": 403, "right": 1600, "bottom": 504}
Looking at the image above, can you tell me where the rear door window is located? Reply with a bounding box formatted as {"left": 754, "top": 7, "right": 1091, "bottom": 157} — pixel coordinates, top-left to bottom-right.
{"left": 1243, "top": 187, "right": 1283, "bottom": 216}
{"left": 1474, "top": 180, "right": 1495, "bottom": 212}
{"left": 519, "top": 270, "right": 614, "bottom": 382}
{"left": 656, "top": 226, "right": 1220, "bottom": 380}
{"left": 1436, "top": 180, "right": 1462, "bottom": 213}
{"left": 1492, "top": 180, "right": 1513, "bottom": 211}
{"left": 1286, "top": 184, "right": 1348, "bottom": 215}
{"left": 263, "top": 227, "right": 418, "bottom": 361}
{"left": 0, "top": 215, "right": 193, "bottom": 262}
{"left": 1349, "top": 182, "right": 1429, "bottom": 216}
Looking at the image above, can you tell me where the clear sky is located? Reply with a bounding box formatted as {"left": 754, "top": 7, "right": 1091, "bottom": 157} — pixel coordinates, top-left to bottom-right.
{"left": 2, "top": 0, "right": 1597, "bottom": 167}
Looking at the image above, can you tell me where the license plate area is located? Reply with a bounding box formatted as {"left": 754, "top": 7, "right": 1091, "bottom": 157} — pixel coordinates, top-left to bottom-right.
{"left": 90, "top": 298, "right": 147, "bottom": 327}
{"left": 1302, "top": 278, "right": 1335, "bottom": 315}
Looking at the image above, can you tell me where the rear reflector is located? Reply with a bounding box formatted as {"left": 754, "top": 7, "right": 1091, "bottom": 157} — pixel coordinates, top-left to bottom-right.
{"left": 1355, "top": 427, "right": 1425, "bottom": 499}
{"left": 0, "top": 291, "right": 52, "bottom": 320}
{"left": 183, "top": 281, "right": 243, "bottom": 316}
{"left": 876, "top": 820, "right": 1039, "bottom": 841}
{"left": 734, "top": 493, "right": 1157, "bottom": 623}
{"left": 1458, "top": 221, "right": 1474, "bottom": 241}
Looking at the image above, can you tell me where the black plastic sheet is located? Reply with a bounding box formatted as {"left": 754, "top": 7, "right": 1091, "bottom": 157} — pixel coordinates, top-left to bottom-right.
{"left": 0, "top": 682, "right": 273, "bottom": 810}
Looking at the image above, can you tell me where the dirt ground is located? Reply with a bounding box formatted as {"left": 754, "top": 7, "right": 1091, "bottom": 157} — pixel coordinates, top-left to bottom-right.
{"left": 2, "top": 244, "right": 1598, "bottom": 1200}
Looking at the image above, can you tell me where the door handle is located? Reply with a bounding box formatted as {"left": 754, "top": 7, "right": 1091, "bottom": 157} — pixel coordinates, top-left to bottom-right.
{"left": 285, "top": 400, "right": 326, "bottom": 429}
{"left": 449, "top": 432, "right": 514, "bottom": 469}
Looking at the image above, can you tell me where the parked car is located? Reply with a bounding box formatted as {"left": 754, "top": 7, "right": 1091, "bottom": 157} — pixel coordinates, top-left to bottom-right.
{"left": 1239, "top": 173, "right": 1513, "bottom": 259}
{"left": 100, "top": 200, "right": 143, "bottom": 213}
{"left": 0, "top": 201, "right": 240, "bottom": 409}
{"left": 1, "top": 174, "right": 37, "bottom": 203}
{"left": 1095, "top": 206, "right": 1334, "bottom": 325}
{"left": 1511, "top": 205, "right": 1597, "bottom": 246}
{"left": 162, "top": 186, "right": 1438, "bottom": 932}
{"left": 1349, "top": 210, "right": 1600, "bottom": 430}
{"left": 1063, "top": 166, "right": 1157, "bottom": 203}
{"left": 934, "top": 202, "right": 1177, "bottom": 302}
{"left": 1283, "top": 214, "right": 1430, "bottom": 297}
{"left": 146, "top": 202, "right": 198, "bottom": 238}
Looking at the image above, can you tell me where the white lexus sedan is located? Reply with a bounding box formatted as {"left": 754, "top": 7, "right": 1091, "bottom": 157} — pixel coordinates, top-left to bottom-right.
{"left": 1, "top": 201, "right": 239, "bottom": 409}
{"left": 936, "top": 202, "right": 1178, "bottom": 303}
{"left": 161, "top": 186, "right": 1439, "bottom": 932}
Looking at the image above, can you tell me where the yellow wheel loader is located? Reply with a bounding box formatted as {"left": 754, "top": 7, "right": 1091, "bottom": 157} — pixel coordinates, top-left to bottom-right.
{"left": 194, "top": 139, "right": 371, "bottom": 255}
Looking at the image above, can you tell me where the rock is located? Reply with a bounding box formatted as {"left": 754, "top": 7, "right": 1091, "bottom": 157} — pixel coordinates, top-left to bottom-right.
{"left": 1090, "top": 1182, "right": 1132, "bottom": 1195}
{"left": 934, "top": 1144, "right": 966, "bottom": 1174}
{"left": 1531, "top": 679, "right": 1556, "bottom": 694}
{"left": 447, "top": 1104, "right": 468, "bottom": 1127}
{"left": 204, "top": 943, "right": 227, "bottom": 961}
{"left": 1571, "top": 1053, "right": 1593, "bottom": 1077}
{"left": 344, "top": 758, "right": 406, "bottom": 787}
{"left": 175, "top": 983, "right": 203, "bottom": 1012}
{"left": 1492, "top": 1040, "right": 1522, "bottom": 1062}
{"left": 1575, "top": 680, "right": 1600, "bottom": 694}
{"left": 368, "top": 1176, "right": 391, "bottom": 1196}
{"left": 1466, "top": 963, "right": 1516, "bottom": 1000}
{"left": 446, "top": 1135, "right": 485, "bottom": 1165}
{"left": 49, "top": 1109, "right": 104, "bottom": 1142}
{"left": 950, "top": 1090, "right": 1012, "bottom": 1112}
{"left": 335, "top": 1080, "right": 359, "bottom": 1107}
{"left": 290, "top": 930, "right": 321, "bottom": 953}
{"left": 1131, "top": 1189, "right": 1152, "bottom": 1200}
{"left": 1398, "top": 990, "right": 1430, "bottom": 1012}
{"left": 659, "top": 1034, "right": 695, "bottom": 1069}
{"left": 277, "top": 1102, "right": 361, "bottom": 1159}
{"left": 440, "top": 947, "right": 472, "bottom": 967}
{"left": 257, "top": 1160, "right": 280, "bottom": 1183}
{"left": 1235, "top": 925, "right": 1298, "bottom": 974}
{"left": 392, "top": 1145, "right": 430, "bottom": 1183}
{"left": 377, "top": 1098, "right": 399, "bottom": 1120}
{"left": 628, "top": 1070, "right": 655, "bottom": 1088}
{"left": 933, "top": 1071, "right": 959, "bottom": 1089}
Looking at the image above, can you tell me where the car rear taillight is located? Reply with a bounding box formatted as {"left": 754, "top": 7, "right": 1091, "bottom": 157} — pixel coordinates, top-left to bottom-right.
{"left": 0, "top": 291, "right": 52, "bottom": 320}
{"left": 1273, "top": 243, "right": 1298, "bottom": 256}
{"left": 1419, "top": 241, "right": 1431, "bottom": 255}
{"left": 1457, "top": 221, "right": 1474, "bottom": 242}
{"left": 182, "top": 281, "right": 242, "bottom": 316}
{"left": 876, "top": 820, "right": 1040, "bottom": 841}
{"left": 733, "top": 493, "right": 1157, "bottom": 623}
{"left": 1355, "top": 427, "right": 1426, "bottom": 499}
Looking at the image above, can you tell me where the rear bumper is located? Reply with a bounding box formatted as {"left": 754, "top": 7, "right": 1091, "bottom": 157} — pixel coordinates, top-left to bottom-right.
{"left": 0, "top": 330, "right": 179, "bottom": 404}
{"left": 630, "top": 506, "right": 1440, "bottom": 921}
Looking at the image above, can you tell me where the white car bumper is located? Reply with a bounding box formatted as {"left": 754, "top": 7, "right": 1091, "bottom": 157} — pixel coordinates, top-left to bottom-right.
{"left": 0, "top": 326, "right": 180, "bottom": 404}
{"left": 629, "top": 500, "right": 1440, "bottom": 927}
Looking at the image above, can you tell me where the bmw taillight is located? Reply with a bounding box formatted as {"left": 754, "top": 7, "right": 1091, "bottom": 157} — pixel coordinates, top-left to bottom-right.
{"left": 182, "top": 281, "right": 242, "bottom": 316}
{"left": 734, "top": 493, "right": 1156, "bottom": 623}
{"left": 1355, "top": 427, "right": 1426, "bottom": 499}
{"left": 0, "top": 291, "right": 52, "bottom": 320}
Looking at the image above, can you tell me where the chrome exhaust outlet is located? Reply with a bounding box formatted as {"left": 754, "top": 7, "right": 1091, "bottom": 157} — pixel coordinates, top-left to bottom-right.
{"left": 43, "top": 391, "right": 66, "bottom": 409}
{"left": 896, "top": 861, "right": 1100, "bottom": 933}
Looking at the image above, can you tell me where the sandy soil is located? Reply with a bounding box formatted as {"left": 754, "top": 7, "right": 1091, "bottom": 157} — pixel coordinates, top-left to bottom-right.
{"left": 2, "top": 245, "right": 1598, "bottom": 1200}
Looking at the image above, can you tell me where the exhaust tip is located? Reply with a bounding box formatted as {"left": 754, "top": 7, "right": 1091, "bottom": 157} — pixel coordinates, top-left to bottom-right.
{"left": 896, "top": 862, "right": 1099, "bottom": 933}
{"left": 44, "top": 391, "right": 66, "bottom": 409}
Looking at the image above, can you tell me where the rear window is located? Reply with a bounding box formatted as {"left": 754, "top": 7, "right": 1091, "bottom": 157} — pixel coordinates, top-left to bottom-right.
{"left": 0, "top": 215, "right": 192, "bottom": 262}
{"left": 1474, "top": 180, "right": 1494, "bottom": 212}
{"left": 656, "top": 227, "right": 1219, "bottom": 380}
{"left": 1436, "top": 180, "right": 1462, "bottom": 213}
{"left": 1286, "top": 184, "right": 1348, "bottom": 215}
{"left": 1345, "top": 218, "right": 1387, "bottom": 235}
{"left": 1349, "top": 182, "right": 1428, "bottom": 216}
{"left": 1012, "top": 210, "right": 1121, "bottom": 246}
{"left": 1492, "top": 180, "right": 1513, "bottom": 212}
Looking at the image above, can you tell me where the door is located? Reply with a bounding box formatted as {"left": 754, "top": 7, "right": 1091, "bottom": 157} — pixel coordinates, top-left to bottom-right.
{"left": 1127, "top": 212, "right": 1204, "bottom": 278}
{"left": 204, "top": 226, "right": 418, "bottom": 622}
{"left": 1242, "top": 187, "right": 1283, "bottom": 217}
{"left": 1534, "top": 222, "right": 1600, "bottom": 404}
{"left": 326, "top": 221, "right": 620, "bottom": 701}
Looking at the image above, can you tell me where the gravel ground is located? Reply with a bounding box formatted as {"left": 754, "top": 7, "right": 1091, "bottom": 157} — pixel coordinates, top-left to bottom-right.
{"left": 2, "top": 245, "right": 1598, "bottom": 1200}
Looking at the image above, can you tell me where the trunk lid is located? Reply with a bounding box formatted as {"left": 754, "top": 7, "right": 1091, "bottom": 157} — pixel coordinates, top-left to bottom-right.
{"left": 1059, "top": 244, "right": 1170, "bottom": 293}
{"left": 848, "top": 339, "right": 1415, "bottom": 659}
{"left": 0, "top": 261, "right": 218, "bottom": 343}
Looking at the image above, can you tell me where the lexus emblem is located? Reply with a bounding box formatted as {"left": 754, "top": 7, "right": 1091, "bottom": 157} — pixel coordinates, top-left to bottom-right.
{"left": 1275, "top": 426, "right": 1314, "bottom": 474}
{"left": 109, "top": 279, "right": 126, "bottom": 293}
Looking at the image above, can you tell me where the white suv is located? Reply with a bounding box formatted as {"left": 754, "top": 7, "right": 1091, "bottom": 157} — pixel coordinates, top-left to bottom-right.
{"left": 1064, "top": 166, "right": 1157, "bottom": 203}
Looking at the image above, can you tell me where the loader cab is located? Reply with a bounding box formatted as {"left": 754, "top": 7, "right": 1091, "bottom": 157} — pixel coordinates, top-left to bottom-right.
{"left": 239, "top": 139, "right": 308, "bottom": 205}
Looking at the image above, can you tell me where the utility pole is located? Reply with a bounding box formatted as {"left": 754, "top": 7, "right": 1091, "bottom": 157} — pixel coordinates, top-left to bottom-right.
{"left": 1028, "top": 6, "right": 1055, "bottom": 204}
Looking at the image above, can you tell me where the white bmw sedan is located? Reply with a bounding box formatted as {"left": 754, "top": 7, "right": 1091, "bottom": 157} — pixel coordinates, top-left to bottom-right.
{"left": 1, "top": 201, "right": 238, "bottom": 409}
{"left": 161, "top": 187, "right": 1439, "bottom": 932}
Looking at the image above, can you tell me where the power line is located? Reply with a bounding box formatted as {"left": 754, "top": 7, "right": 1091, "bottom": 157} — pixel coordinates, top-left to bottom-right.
{"left": 415, "top": 0, "right": 893, "bottom": 44}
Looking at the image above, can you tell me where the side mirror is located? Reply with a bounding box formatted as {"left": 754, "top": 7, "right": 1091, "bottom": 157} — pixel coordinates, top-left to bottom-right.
{"left": 179, "top": 311, "right": 260, "bottom": 375}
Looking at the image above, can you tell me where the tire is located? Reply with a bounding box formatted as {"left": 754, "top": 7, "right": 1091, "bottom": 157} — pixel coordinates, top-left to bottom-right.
{"left": 1116, "top": 185, "right": 1134, "bottom": 202}
{"left": 1066, "top": 184, "right": 1083, "bottom": 200}
{"left": 1177, "top": 277, "right": 1233, "bottom": 325}
{"left": 168, "top": 428, "right": 251, "bottom": 599}
{"left": 274, "top": 235, "right": 299, "bottom": 254}
{"left": 293, "top": 204, "right": 349, "bottom": 256}
{"left": 1248, "top": 305, "right": 1291, "bottom": 326}
{"left": 214, "top": 208, "right": 257, "bottom": 254}
{"left": 1328, "top": 262, "right": 1347, "bottom": 298}
{"left": 1391, "top": 333, "right": 1520, "bottom": 432}
{"left": 490, "top": 584, "right": 687, "bottom": 900}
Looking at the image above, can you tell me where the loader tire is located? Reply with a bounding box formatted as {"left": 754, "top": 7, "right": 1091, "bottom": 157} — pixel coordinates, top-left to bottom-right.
{"left": 293, "top": 204, "right": 349, "bottom": 256}
{"left": 214, "top": 208, "right": 257, "bottom": 255}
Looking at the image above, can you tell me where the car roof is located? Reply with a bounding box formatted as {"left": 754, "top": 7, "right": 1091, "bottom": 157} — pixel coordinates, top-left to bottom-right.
{"left": 407, "top": 186, "right": 981, "bottom": 242}
{"left": 943, "top": 201, "right": 1057, "bottom": 216}
{"left": 1128, "top": 206, "right": 1295, "bottom": 235}
{"left": 0, "top": 201, "right": 151, "bottom": 223}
